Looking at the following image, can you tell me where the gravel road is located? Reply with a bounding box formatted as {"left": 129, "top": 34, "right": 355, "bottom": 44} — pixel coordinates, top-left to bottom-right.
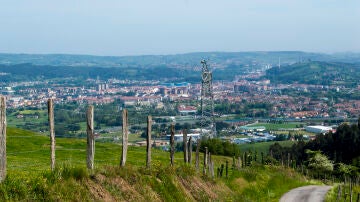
{"left": 279, "top": 185, "right": 332, "bottom": 202}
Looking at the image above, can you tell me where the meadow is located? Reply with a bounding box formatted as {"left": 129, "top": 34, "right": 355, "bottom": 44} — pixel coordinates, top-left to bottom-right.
{"left": 248, "top": 122, "right": 304, "bottom": 131}
{"left": 0, "top": 127, "right": 315, "bottom": 201}
{"left": 239, "top": 141, "right": 295, "bottom": 156}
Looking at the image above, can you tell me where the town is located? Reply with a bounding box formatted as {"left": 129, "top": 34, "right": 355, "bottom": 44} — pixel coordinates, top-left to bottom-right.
{"left": 2, "top": 71, "right": 360, "bottom": 120}
{"left": 1, "top": 53, "right": 360, "bottom": 146}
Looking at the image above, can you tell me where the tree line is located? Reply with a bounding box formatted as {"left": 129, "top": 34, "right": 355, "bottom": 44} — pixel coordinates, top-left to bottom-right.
{"left": 268, "top": 118, "right": 360, "bottom": 178}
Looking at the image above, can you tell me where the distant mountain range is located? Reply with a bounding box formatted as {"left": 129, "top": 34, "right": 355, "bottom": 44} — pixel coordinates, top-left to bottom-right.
{"left": 1, "top": 52, "right": 360, "bottom": 84}
{"left": 1, "top": 51, "right": 360, "bottom": 67}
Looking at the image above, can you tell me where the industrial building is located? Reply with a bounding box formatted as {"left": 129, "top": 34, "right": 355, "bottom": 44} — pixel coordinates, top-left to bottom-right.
{"left": 305, "top": 125, "right": 332, "bottom": 134}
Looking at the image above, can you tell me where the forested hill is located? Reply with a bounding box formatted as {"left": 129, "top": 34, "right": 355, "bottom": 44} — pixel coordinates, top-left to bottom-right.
{"left": 0, "top": 62, "right": 253, "bottom": 82}
{"left": 2, "top": 56, "right": 360, "bottom": 84}
{"left": 264, "top": 61, "right": 360, "bottom": 87}
{"left": 1, "top": 51, "right": 360, "bottom": 67}
{"left": 0, "top": 63, "right": 199, "bottom": 82}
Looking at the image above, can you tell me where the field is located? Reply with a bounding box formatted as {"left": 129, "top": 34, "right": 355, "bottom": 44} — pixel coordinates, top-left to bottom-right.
{"left": 248, "top": 122, "right": 304, "bottom": 131}
{"left": 6, "top": 127, "right": 296, "bottom": 174}
{"left": 1, "top": 127, "right": 314, "bottom": 201}
{"left": 7, "top": 109, "right": 48, "bottom": 132}
{"left": 6, "top": 127, "right": 180, "bottom": 175}
{"left": 239, "top": 141, "right": 295, "bottom": 155}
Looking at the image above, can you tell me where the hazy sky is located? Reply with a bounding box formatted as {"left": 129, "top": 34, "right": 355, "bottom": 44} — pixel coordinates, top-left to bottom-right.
{"left": 1, "top": 0, "right": 359, "bottom": 56}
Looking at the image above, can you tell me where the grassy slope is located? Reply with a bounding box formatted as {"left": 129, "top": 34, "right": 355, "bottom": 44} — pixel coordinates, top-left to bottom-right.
{"left": 240, "top": 141, "right": 295, "bottom": 155}
{"left": 326, "top": 183, "right": 360, "bottom": 202}
{"left": 1, "top": 128, "right": 312, "bottom": 201}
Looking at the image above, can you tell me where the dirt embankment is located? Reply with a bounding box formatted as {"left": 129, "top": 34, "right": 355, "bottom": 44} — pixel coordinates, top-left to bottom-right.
{"left": 83, "top": 173, "right": 232, "bottom": 201}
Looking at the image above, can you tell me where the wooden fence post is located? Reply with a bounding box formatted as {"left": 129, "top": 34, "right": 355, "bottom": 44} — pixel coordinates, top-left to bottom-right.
{"left": 170, "top": 124, "right": 175, "bottom": 166}
{"left": 195, "top": 139, "right": 201, "bottom": 170}
{"left": 245, "top": 153, "right": 248, "bottom": 166}
{"left": 350, "top": 179, "right": 353, "bottom": 202}
{"left": 86, "top": 105, "right": 95, "bottom": 170}
{"left": 220, "top": 164, "right": 224, "bottom": 177}
{"left": 146, "top": 116, "right": 152, "bottom": 168}
{"left": 0, "top": 96, "right": 6, "bottom": 182}
{"left": 232, "top": 156, "right": 236, "bottom": 169}
{"left": 226, "top": 160, "right": 229, "bottom": 178}
{"left": 238, "top": 156, "right": 242, "bottom": 169}
{"left": 203, "top": 147, "right": 208, "bottom": 175}
{"left": 301, "top": 164, "right": 304, "bottom": 174}
{"left": 183, "top": 129, "right": 188, "bottom": 163}
{"left": 48, "top": 99, "right": 56, "bottom": 171}
{"left": 209, "top": 153, "right": 214, "bottom": 178}
{"left": 188, "top": 136, "right": 192, "bottom": 164}
{"left": 121, "top": 109, "right": 128, "bottom": 167}
{"left": 287, "top": 153, "right": 290, "bottom": 168}
{"left": 336, "top": 185, "right": 341, "bottom": 202}
{"left": 208, "top": 152, "right": 211, "bottom": 172}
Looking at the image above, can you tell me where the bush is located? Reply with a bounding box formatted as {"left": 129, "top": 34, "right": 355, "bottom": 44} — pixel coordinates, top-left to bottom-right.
{"left": 200, "top": 138, "right": 241, "bottom": 157}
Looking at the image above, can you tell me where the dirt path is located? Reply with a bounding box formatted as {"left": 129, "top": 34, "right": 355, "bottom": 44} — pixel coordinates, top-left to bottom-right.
{"left": 279, "top": 185, "right": 332, "bottom": 202}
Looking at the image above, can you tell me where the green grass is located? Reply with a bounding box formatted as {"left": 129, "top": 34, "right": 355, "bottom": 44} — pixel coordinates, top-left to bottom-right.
{"left": 326, "top": 183, "right": 360, "bottom": 202}
{"left": 239, "top": 141, "right": 295, "bottom": 155}
{"left": 7, "top": 110, "right": 48, "bottom": 132}
{"left": 1, "top": 127, "right": 313, "bottom": 201}
{"left": 7, "top": 128, "right": 172, "bottom": 174}
{"left": 6, "top": 127, "right": 230, "bottom": 174}
{"left": 227, "top": 165, "right": 311, "bottom": 201}
{"left": 249, "top": 122, "right": 304, "bottom": 130}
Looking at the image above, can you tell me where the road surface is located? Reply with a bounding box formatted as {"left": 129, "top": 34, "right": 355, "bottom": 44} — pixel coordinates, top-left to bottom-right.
{"left": 279, "top": 185, "right": 332, "bottom": 202}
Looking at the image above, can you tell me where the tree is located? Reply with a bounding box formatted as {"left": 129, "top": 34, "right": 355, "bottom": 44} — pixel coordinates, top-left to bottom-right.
{"left": 200, "top": 138, "right": 240, "bottom": 157}
{"left": 55, "top": 124, "right": 67, "bottom": 137}
{"left": 334, "top": 163, "right": 358, "bottom": 179}
{"left": 174, "top": 123, "right": 182, "bottom": 130}
{"left": 216, "top": 121, "right": 230, "bottom": 132}
{"left": 306, "top": 150, "right": 333, "bottom": 178}
{"left": 67, "top": 123, "right": 81, "bottom": 132}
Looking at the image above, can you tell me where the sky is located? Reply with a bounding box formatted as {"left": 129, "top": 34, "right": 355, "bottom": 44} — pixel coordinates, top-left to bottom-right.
{"left": 0, "top": 0, "right": 359, "bottom": 56}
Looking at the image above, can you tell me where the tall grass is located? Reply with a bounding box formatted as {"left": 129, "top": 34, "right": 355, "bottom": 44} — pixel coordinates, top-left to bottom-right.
{"left": 326, "top": 183, "right": 360, "bottom": 202}
{"left": 1, "top": 127, "right": 315, "bottom": 201}
{"left": 225, "top": 165, "right": 311, "bottom": 202}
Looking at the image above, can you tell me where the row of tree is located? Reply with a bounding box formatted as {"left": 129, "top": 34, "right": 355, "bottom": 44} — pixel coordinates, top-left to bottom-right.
{"left": 268, "top": 118, "right": 360, "bottom": 177}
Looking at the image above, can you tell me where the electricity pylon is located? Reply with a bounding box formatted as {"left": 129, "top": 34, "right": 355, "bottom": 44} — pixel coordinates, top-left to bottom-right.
{"left": 200, "top": 60, "right": 216, "bottom": 138}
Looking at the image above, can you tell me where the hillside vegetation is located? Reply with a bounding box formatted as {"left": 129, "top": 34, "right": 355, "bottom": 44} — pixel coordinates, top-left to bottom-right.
{"left": 0, "top": 64, "right": 198, "bottom": 82}
{"left": 1, "top": 128, "right": 312, "bottom": 201}
{"left": 2, "top": 53, "right": 360, "bottom": 83}
{"left": 265, "top": 61, "right": 360, "bottom": 87}
{"left": 0, "top": 51, "right": 347, "bottom": 67}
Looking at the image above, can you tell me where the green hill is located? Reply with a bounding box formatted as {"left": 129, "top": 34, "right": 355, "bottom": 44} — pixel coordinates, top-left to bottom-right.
{"left": 2, "top": 52, "right": 360, "bottom": 67}
{"left": 1, "top": 128, "right": 312, "bottom": 201}
{"left": 2, "top": 52, "right": 360, "bottom": 83}
{"left": 264, "top": 61, "right": 360, "bottom": 87}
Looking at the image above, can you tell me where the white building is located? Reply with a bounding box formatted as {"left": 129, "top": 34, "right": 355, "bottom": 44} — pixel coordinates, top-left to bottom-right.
{"left": 305, "top": 126, "right": 332, "bottom": 134}
{"left": 166, "top": 133, "right": 201, "bottom": 142}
